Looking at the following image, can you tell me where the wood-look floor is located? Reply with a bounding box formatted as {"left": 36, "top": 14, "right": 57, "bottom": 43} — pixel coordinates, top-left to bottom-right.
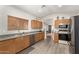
{"left": 18, "top": 36, "right": 70, "bottom": 54}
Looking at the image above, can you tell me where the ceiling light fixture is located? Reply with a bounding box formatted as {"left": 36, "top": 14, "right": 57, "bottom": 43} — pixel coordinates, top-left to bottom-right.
{"left": 38, "top": 5, "right": 46, "bottom": 13}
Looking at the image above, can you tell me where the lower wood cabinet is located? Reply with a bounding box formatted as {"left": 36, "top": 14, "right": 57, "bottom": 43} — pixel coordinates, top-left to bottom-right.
{"left": 14, "top": 37, "right": 22, "bottom": 53}
{"left": 0, "top": 32, "right": 44, "bottom": 54}
{"left": 14, "top": 36, "right": 30, "bottom": 53}
{"left": 0, "top": 39, "right": 16, "bottom": 54}
{"left": 22, "top": 35, "right": 30, "bottom": 49}
{"left": 52, "top": 33, "right": 59, "bottom": 43}
{"left": 0, "top": 35, "right": 30, "bottom": 54}
{"left": 35, "top": 32, "right": 44, "bottom": 42}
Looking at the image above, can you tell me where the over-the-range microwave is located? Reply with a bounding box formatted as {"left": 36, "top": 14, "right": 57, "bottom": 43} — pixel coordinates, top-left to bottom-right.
{"left": 59, "top": 25, "right": 69, "bottom": 29}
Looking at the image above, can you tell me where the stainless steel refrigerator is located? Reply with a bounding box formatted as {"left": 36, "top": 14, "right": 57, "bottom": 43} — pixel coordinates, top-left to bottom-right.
{"left": 70, "top": 15, "right": 79, "bottom": 54}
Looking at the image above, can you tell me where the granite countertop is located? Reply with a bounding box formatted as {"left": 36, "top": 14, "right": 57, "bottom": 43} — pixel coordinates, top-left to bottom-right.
{"left": 0, "top": 31, "right": 42, "bottom": 41}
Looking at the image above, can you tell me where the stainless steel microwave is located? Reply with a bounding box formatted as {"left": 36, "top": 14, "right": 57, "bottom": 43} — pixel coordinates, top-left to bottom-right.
{"left": 59, "top": 25, "right": 69, "bottom": 28}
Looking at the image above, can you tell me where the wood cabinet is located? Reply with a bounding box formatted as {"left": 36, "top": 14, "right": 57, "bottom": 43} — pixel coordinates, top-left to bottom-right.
{"left": 8, "top": 16, "right": 19, "bottom": 30}
{"left": 37, "top": 21, "right": 42, "bottom": 29}
{"left": 31, "top": 20, "right": 36, "bottom": 29}
{"left": 52, "top": 33, "right": 59, "bottom": 43}
{"left": 31, "top": 20, "right": 42, "bottom": 29}
{"left": 22, "top": 35, "right": 30, "bottom": 49}
{"left": 0, "top": 32, "right": 44, "bottom": 54}
{"left": 54, "top": 19, "right": 71, "bottom": 28}
{"left": 14, "top": 37, "right": 22, "bottom": 53}
{"left": 13, "top": 36, "right": 30, "bottom": 53}
{"left": 39, "top": 22, "right": 42, "bottom": 29}
{"left": 0, "top": 35, "right": 30, "bottom": 54}
{"left": 0, "top": 39, "right": 16, "bottom": 54}
{"left": 23, "top": 20, "right": 28, "bottom": 30}
{"left": 8, "top": 16, "right": 28, "bottom": 30}
{"left": 18, "top": 19, "right": 24, "bottom": 30}
{"left": 35, "top": 32, "right": 44, "bottom": 42}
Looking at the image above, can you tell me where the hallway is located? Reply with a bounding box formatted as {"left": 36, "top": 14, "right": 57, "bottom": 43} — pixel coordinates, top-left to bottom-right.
{"left": 18, "top": 36, "right": 70, "bottom": 54}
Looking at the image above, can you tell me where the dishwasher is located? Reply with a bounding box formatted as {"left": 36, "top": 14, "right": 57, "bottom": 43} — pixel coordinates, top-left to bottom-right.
{"left": 30, "top": 34, "right": 35, "bottom": 46}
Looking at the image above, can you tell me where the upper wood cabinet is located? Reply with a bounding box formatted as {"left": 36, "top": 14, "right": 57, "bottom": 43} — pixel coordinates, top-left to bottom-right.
{"left": 31, "top": 20, "right": 42, "bottom": 29}
{"left": 8, "top": 16, "right": 28, "bottom": 30}
{"left": 23, "top": 20, "right": 28, "bottom": 30}
{"left": 39, "top": 21, "right": 42, "bottom": 29}
{"left": 31, "top": 20, "right": 36, "bottom": 29}
{"left": 8, "top": 16, "right": 18, "bottom": 30}
{"left": 54, "top": 19, "right": 71, "bottom": 28}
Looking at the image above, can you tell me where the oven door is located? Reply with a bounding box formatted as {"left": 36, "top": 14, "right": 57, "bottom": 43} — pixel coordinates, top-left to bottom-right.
{"left": 59, "top": 34, "right": 68, "bottom": 41}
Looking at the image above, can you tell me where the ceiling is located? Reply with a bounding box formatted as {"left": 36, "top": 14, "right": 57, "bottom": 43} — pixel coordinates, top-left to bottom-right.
{"left": 14, "top": 5, "right": 79, "bottom": 18}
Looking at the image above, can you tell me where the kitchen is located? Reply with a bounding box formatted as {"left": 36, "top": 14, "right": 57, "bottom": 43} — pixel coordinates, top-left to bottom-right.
{"left": 0, "top": 5, "right": 79, "bottom": 54}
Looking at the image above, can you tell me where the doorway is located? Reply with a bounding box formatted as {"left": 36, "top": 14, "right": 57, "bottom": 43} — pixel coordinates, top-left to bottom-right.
{"left": 48, "top": 25, "right": 51, "bottom": 33}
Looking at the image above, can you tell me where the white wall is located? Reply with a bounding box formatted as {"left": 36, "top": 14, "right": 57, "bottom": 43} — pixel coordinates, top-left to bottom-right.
{"left": 0, "top": 6, "right": 44, "bottom": 35}
{"left": 0, "top": 6, "right": 8, "bottom": 34}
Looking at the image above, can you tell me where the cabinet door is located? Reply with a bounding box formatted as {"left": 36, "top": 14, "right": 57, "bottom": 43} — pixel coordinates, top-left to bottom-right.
{"left": 35, "top": 32, "right": 44, "bottom": 42}
{"left": 0, "top": 39, "right": 16, "bottom": 54}
{"left": 8, "top": 16, "right": 16, "bottom": 30}
{"left": 39, "top": 32, "right": 44, "bottom": 40}
{"left": 40, "top": 32, "right": 44, "bottom": 40}
{"left": 8, "top": 16, "right": 20, "bottom": 30}
{"left": 35, "top": 33, "right": 39, "bottom": 42}
{"left": 36, "top": 21, "right": 38, "bottom": 29}
{"left": 62, "top": 19, "right": 70, "bottom": 24}
{"left": 31, "top": 20, "right": 43, "bottom": 29}
{"left": 54, "top": 20, "right": 58, "bottom": 28}
{"left": 40, "top": 22, "right": 42, "bottom": 29}
{"left": 18, "top": 19, "right": 23, "bottom": 30}
{"left": 23, "top": 20, "right": 28, "bottom": 30}
{"left": 14, "top": 36, "right": 30, "bottom": 52}
{"left": 14, "top": 37, "right": 23, "bottom": 52}
{"left": 31, "top": 20, "right": 35, "bottom": 29}
{"left": 36, "top": 21, "right": 42, "bottom": 29}
{"left": 8, "top": 16, "right": 28, "bottom": 30}
{"left": 31, "top": 20, "right": 34, "bottom": 29}
{"left": 22, "top": 35, "right": 30, "bottom": 49}
{"left": 53, "top": 33, "right": 59, "bottom": 43}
